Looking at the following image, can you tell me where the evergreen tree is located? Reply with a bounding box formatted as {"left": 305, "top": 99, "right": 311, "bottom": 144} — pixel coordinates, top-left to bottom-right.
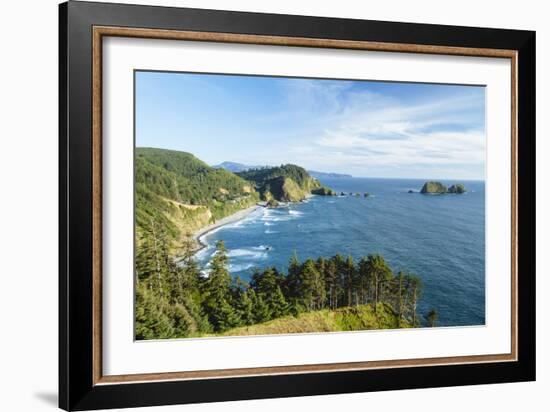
{"left": 236, "top": 289, "right": 255, "bottom": 326}
{"left": 251, "top": 267, "right": 280, "bottom": 296}
{"left": 284, "top": 252, "right": 302, "bottom": 311}
{"left": 390, "top": 271, "right": 407, "bottom": 326}
{"left": 364, "top": 254, "right": 393, "bottom": 313}
{"left": 357, "top": 257, "right": 372, "bottom": 305}
{"left": 299, "top": 259, "right": 324, "bottom": 311}
{"left": 405, "top": 275, "right": 422, "bottom": 326}
{"left": 252, "top": 293, "right": 272, "bottom": 323}
{"left": 332, "top": 254, "right": 346, "bottom": 308}
{"left": 425, "top": 308, "right": 438, "bottom": 327}
{"left": 135, "top": 229, "right": 431, "bottom": 338}
{"left": 202, "top": 240, "right": 240, "bottom": 331}
{"left": 270, "top": 286, "right": 291, "bottom": 318}
{"left": 343, "top": 255, "right": 356, "bottom": 307}
{"left": 135, "top": 283, "right": 176, "bottom": 340}
{"left": 136, "top": 218, "right": 170, "bottom": 294}
{"left": 324, "top": 258, "right": 340, "bottom": 309}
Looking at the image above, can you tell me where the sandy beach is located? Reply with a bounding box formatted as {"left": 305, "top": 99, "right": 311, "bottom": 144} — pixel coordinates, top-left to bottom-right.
{"left": 193, "top": 205, "right": 263, "bottom": 253}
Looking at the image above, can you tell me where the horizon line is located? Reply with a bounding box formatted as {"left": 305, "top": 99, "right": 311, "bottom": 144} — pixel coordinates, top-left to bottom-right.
{"left": 136, "top": 146, "right": 485, "bottom": 182}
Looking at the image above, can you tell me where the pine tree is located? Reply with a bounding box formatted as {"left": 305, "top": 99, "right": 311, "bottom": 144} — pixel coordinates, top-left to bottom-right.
{"left": 332, "top": 254, "right": 346, "bottom": 308}
{"left": 343, "top": 255, "right": 356, "bottom": 307}
{"left": 390, "top": 271, "right": 407, "bottom": 325}
{"left": 136, "top": 218, "right": 171, "bottom": 294}
{"left": 202, "top": 240, "right": 240, "bottom": 331}
{"left": 251, "top": 267, "right": 279, "bottom": 296}
{"left": 357, "top": 257, "right": 371, "bottom": 305}
{"left": 299, "top": 259, "right": 323, "bottom": 311}
{"left": 425, "top": 308, "right": 438, "bottom": 327}
{"left": 405, "top": 275, "right": 422, "bottom": 326}
{"left": 236, "top": 289, "right": 255, "bottom": 326}
{"left": 364, "top": 254, "right": 393, "bottom": 313}
{"left": 324, "top": 258, "right": 340, "bottom": 309}
{"left": 252, "top": 293, "right": 272, "bottom": 323}
{"left": 284, "top": 252, "right": 302, "bottom": 311}
{"left": 135, "top": 282, "right": 176, "bottom": 340}
{"left": 269, "top": 286, "right": 291, "bottom": 318}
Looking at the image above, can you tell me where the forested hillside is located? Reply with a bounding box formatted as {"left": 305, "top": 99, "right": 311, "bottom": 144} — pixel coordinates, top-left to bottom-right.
{"left": 135, "top": 147, "right": 259, "bottom": 249}
{"left": 237, "top": 164, "right": 335, "bottom": 201}
{"left": 136, "top": 238, "right": 425, "bottom": 339}
{"left": 134, "top": 148, "right": 433, "bottom": 340}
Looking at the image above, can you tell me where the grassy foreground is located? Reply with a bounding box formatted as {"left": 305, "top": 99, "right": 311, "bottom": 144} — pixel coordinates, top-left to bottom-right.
{"left": 206, "top": 303, "right": 409, "bottom": 337}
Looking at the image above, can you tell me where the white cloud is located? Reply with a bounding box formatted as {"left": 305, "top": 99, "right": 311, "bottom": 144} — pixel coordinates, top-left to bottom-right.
{"left": 281, "top": 81, "right": 485, "bottom": 179}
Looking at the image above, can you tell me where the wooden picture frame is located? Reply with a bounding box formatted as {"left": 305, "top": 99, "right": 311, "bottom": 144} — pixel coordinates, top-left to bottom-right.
{"left": 59, "top": 1, "right": 535, "bottom": 410}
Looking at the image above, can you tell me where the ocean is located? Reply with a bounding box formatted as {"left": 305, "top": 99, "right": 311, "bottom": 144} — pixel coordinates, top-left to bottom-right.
{"left": 196, "top": 177, "right": 485, "bottom": 327}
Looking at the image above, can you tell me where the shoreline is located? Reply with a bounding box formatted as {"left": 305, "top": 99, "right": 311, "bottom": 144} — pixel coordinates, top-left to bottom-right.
{"left": 192, "top": 205, "right": 263, "bottom": 254}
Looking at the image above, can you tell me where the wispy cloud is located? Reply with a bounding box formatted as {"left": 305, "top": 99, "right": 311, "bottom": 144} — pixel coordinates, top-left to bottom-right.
{"left": 136, "top": 72, "right": 485, "bottom": 179}
{"left": 279, "top": 81, "right": 485, "bottom": 179}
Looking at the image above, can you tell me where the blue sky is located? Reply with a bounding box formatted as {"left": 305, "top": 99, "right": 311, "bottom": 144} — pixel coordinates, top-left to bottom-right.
{"left": 135, "top": 71, "right": 485, "bottom": 179}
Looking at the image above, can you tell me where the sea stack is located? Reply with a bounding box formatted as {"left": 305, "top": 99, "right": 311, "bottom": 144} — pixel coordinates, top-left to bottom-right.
{"left": 420, "top": 181, "right": 467, "bottom": 194}
{"left": 448, "top": 184, "right": 466, "bottom": 194}
{"left": 420, "top": 181, "right": 448, "bottom": 194}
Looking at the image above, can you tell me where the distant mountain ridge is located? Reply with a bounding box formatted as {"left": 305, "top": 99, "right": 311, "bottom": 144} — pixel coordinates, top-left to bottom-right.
{"left": 212, "top": 161, "right": 267, "bottom": 173}
{"left": 214, "top": 161, "right": 352, "bottom": 179}
{"left": 307, "top": 170, "right": 352, "bottom": 179}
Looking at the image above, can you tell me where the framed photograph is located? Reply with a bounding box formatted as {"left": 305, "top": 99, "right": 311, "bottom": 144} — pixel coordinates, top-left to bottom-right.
{"left": 59, "top": 1, "right": 536, "bottom": 410}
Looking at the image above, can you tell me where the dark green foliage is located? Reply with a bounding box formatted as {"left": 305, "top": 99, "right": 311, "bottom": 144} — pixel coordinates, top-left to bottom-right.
{"left": 135, "top": 212, "right": 427, "bottom": 339}
{"left": 270, "top": 287, "right": 291, "bottom": 318}
{"left": 134, "top": 218, "right": 211, "bottom": 339}
{"left": 266, "top": 198, "right": 280, "bottom": 207}
{"left": 425, "top": 308, "right": 439, "bottom": 327}
{"left": 448, "top": 183, "right": 466, "bottom": 194}
{"left": 238, "top": 164, "right": 314, "bottom": 189}
{"left": 324, "top": 257, "right": 342, "bottom": 310}
{"left": 362, "top": 254, "right": 394, "bottom": 313}
{"left": 137, "top": 147, "right": 254, "bottom": 206}
{"left": 406, "top": 276, "right": 422, "bottom": 326}
{"left": 135, "top": 147, "right": 259, "bottom": 250}
{"left": 201, "top": 241, "right": 241, "bottom": 332}
{"left": 311, "top": 187, "right": 335, "bottom": 196}
{"left": 342, "top": 255, "right": 356, "bottom": 307}
{"left": 298, "top": 259, "right": 325, "bottom": 311}
{"left": 420, "top": 181, "right": 448, "bottom": 194}
{"left": 252, "top": 293, "right": 272, "bottom": 324}
{"left": 135, "top": 284, "right": 176, "bottom": 340}
{"left": 250, "top": 267, "right": 290, "bottom": 319}
{"left": 235, "top": 288, "right": 255, "bottom": 326}
{"left": 420, "top": 181, "right": 467, "bottom": 194}
{"left": 134, "top": 148, "right": 429, "bottom": 339}
{"left": 237, "top": 164, "right": 332, "bottom": 201}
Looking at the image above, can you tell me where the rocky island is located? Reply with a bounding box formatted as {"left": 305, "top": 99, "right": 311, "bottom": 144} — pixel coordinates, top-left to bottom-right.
{"left": 420, "top": 181, "right": 467, "bottom": 194}
{"left": 448, "top": 183, "right": 466, "bottom": 194}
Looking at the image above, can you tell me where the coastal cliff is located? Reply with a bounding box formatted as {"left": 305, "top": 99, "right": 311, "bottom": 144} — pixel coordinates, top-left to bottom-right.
{"left": 135, "top": 147, "right": 259, "bottom": 249}
{"left": 238, "top": 164, "right": 335, "bottom": 202}
{"left": 135, "top": 148, "right": 334, "bottom": 251}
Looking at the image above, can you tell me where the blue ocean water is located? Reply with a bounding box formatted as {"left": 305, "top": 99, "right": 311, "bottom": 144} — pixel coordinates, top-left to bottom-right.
{"left": 196, "top": 177, "right": 485, "bottom": 327}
